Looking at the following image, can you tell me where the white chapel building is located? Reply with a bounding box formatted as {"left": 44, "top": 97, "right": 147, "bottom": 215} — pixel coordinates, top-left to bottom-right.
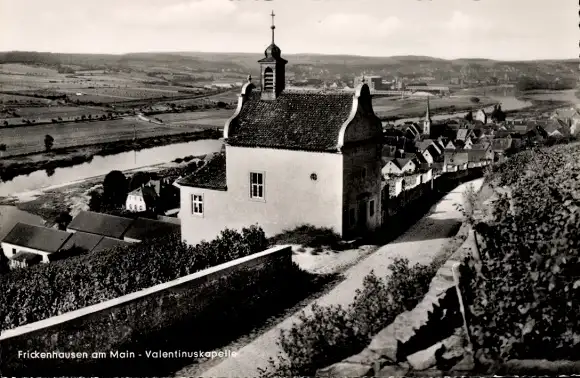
{"left": 175, "top": 16, "right": 385, "bottom": 246}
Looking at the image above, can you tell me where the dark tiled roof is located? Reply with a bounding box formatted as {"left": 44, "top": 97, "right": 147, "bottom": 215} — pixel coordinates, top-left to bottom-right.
{"left": 2, "top": 223, "right": 71, "bottom": 253}
{"left": 384, "top": 127, "right": 404, "bottom": 137}
{"left": 59, "top": 231, "right": 104, "bottom": 253}
{"left": 176, "top": 153, "right": 227, "bottom": 190}
{"left": 91, "top": 237, "right": 131, "bottom": 254}
{"left": 67, "top": 211, "right": 134, "bottom": 239}
{"left": 123, "top": 217, "right": 180, "bottom": 241}
{"left": 415, "top": 151, "right": 429, "bottom": 165}
{"left": 468, "top": 149, "right": 488, "bottom": 161}
{"left": 227, "top": 91, "right": 356, "bottom": 152}
{"left": 394, "top": 158, "right": 413, "bottom": 170}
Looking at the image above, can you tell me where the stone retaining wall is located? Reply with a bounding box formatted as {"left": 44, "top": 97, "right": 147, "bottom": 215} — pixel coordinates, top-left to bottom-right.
{"left": 316, "top": 231, "right": 479, "bottom": 377}
{"left": 0, "top": 245, "right": 292, "bottom": 376}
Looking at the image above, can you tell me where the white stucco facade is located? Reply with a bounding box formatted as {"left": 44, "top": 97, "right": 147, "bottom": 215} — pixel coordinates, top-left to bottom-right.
{"left": 179, "top": 145, "right": 344, "bottom": 245}
{"left": 1, "top": 242, "right": 51, "bottom": 263}
{"left": 126, "top": 194, "right": 147, "bottom": 212}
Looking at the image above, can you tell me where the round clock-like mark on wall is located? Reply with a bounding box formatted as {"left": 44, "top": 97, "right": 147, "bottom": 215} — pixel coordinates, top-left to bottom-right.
{"left": 310, "top": 173, "right": 317, "bottom": 181}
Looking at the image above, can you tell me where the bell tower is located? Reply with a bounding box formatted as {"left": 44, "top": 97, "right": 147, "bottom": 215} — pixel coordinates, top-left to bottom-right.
{"left": 258, "top": 11, "right": 287, "bottom": 100}
{"left": 423, "top": 96, "right": 432, "bottom": 137}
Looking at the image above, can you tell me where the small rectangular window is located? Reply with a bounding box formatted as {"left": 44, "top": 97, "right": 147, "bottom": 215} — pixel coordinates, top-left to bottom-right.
{"left": 192, "top": 194, "right": 204, "bottom": 216}
{"left": 370, "top": 200, "right": 375, "bottom": 217}
{"left": 361, "top": 167, "right": 367, "bottom": 180}
{"left": 250, "top": 172, "right": 265, "bottom": 200}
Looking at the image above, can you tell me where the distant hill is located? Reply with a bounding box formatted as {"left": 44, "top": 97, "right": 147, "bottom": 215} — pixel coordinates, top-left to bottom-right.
{"left": 0, "top": 51, "right": 577, "bottom": 86}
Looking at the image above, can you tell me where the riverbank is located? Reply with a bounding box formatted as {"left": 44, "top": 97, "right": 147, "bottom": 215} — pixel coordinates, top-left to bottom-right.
{"left": 0, "top": 128, "right": 222, "bottom": 183}
{"left": 0, "top": 152, "right": 213, "bottom": 225}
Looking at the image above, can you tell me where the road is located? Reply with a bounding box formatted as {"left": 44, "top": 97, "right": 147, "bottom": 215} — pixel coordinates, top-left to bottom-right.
{"left": 174, "top": 178, "right": 484, "bottom": 378}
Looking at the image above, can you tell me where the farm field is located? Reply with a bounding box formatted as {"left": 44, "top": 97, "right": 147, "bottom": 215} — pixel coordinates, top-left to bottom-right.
{"left": 155, "top": 109, "right": 232, "bottom": 126}
{"left": 0, "top": 118, "right": 203, "bottom": 156}
{"left": 0, "top": 105, "right": 114, "bottom": 125}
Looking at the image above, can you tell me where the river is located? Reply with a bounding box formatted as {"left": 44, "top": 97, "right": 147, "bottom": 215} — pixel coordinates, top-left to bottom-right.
{"left": 0, "top": 139, "right": 223, "bottom": 197}
{"left": 386, "top": 93, "right": 533, "bottom": 126}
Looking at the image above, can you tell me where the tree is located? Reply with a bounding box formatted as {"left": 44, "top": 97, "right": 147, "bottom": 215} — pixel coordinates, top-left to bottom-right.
{"left": 470, "top": 97, "right": 480, "bottom": 104}
{"left": 3, "top": 121, "right": 7, "bottom": 126}
{"left": 44, "top": 134, "right": 54, "bottom": 152}
{"left": 54, "top": 211, "right": 73, "bottom": 230}
{"left": 103, "top": 170, "right": 128, "bottom": 208}
{"left": 81, "top": 115, "right": 86, "bottom": 121}
{"left": 464, "top": 111, "right": 473, "bottom": 122}
{"left": 88, "top": 190, "right": 103, "bottom": 212}
{"left": 129, "top": 171, "right": 151, "bottom": 191}
{"left": 491, "top": 104, "right": 506, "bottom": 122}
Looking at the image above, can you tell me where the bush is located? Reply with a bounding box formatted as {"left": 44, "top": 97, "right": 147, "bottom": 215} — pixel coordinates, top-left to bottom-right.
{"left": 463, "top": 143, "right": 580, "bottom": 366}
{"left": 260, "top": 257, "right": 439, "bottom": 377}
{"left": 470, "top": 97, "right": 480, "bottom": 104}
{"left": 269, "top": 224, "right": 342, "bottom": 249}
{"left": 0, "top": 225, "right": 268, "bottom": 330}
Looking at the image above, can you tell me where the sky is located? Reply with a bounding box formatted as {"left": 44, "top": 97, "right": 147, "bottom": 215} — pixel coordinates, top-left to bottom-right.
{"left": 0, "top": 0, "right": 578, "bottom": 60}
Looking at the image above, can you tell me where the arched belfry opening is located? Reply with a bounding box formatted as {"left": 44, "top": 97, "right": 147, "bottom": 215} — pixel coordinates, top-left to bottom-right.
{"left": 263, "top": 67, "right": 274, "bottom": 92}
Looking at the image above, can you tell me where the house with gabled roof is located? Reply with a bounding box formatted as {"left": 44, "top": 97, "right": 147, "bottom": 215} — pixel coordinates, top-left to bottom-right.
{"left": 123, "top": 217, "right": 181, "bottom": 243}
{"left": 416, "top": 139, "right": 443, "bottom": 166}
{"left": 1, "top": 223, "right": 73, "bottom": 268}
{"left": 174, "top": 18, "right": 384, "bottom": 245}
{"left": 66, "top": 211, "right": 135, "bottom": 240}
{"left": 444, "top": 140, "right": 456, "bottom": 150}
{"left": 552, "top": 107, "right": 580, "bottom": 134}
{"left": 382, "top": 157, "right": 416, "bottom": 176}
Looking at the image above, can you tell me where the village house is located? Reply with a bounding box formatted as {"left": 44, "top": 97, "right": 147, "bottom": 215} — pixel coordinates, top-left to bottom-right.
{"left": 552, "top": 107, "right": 580, "bottom": 135}
{"left": 1, "top": 223, "right": 72, "bottom": 268}
{"left": 416, "top": 139, "right": 443, "bottom": 163}
{"left": 67, "top": 211, "right": 135, "bottom": 239}
{"left": 382, "top": 157, "right": 416, "bottom": 176}
{"left": 175, "top": 18, "right": 384, "bottom": 245}
{"left": 122, "top": 217, "right": 181, "bottom": 243}
{"left": 125, "top": 178, "right": 175, "bottom": 213}
{"left": 0, "top": 218, "right": 160, "bottom": 269}
{"left": 67, "top": 210, "right": 180, "bottom": 243}
{"left": 444, "top": 140, "right": 456, "bottom": 150}
{"left": 444, "top": 149, "right": 469, "bottom": 170}
{"left": 474, "top": 109, "right": 487, "bottom": 124}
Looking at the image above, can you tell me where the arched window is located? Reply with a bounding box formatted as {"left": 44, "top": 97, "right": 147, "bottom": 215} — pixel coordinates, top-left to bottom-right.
{"left": 264, "top": 67, "right": 274, "bottom": 91}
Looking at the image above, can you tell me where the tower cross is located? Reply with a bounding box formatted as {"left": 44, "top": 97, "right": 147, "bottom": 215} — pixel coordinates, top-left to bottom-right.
{"left": 270, "top": 11, "right": 276, "bottom": 43}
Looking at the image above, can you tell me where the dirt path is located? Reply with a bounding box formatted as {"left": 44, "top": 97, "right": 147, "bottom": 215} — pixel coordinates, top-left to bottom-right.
{"left": 173, "top": 178, "right": 484, "bottom": 378}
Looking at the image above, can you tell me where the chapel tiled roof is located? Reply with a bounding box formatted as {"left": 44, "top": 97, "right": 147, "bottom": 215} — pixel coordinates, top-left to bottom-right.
{"left": 2, "top": 223, "right": 71, "bottom": 253}
{"left": 226, "top": 91, "right": 360, "bottom": 152}
{"left": 176, "top": 153, "right": 227, "bottom": 190}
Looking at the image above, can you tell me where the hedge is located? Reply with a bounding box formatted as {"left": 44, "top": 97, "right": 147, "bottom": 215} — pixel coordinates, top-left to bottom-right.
{"left": 259, "top": 257, "right": 440, "bottom": 377}
{"left": 462, "top": 143, "right": 580, "bottom": 366}
{"left": 4, "top": 258, "right": 311, "bottom": 377}
{"left": 0, "top": 225, "right": 268, "bottom": 331}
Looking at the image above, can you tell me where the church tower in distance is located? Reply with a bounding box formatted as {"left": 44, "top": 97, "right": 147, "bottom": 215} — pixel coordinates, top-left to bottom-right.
{"left": 423, "top": 96, "right": 432, "bottom": 137}
{"left": 259, "top": 11, "right": 288, "bottom": 101}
